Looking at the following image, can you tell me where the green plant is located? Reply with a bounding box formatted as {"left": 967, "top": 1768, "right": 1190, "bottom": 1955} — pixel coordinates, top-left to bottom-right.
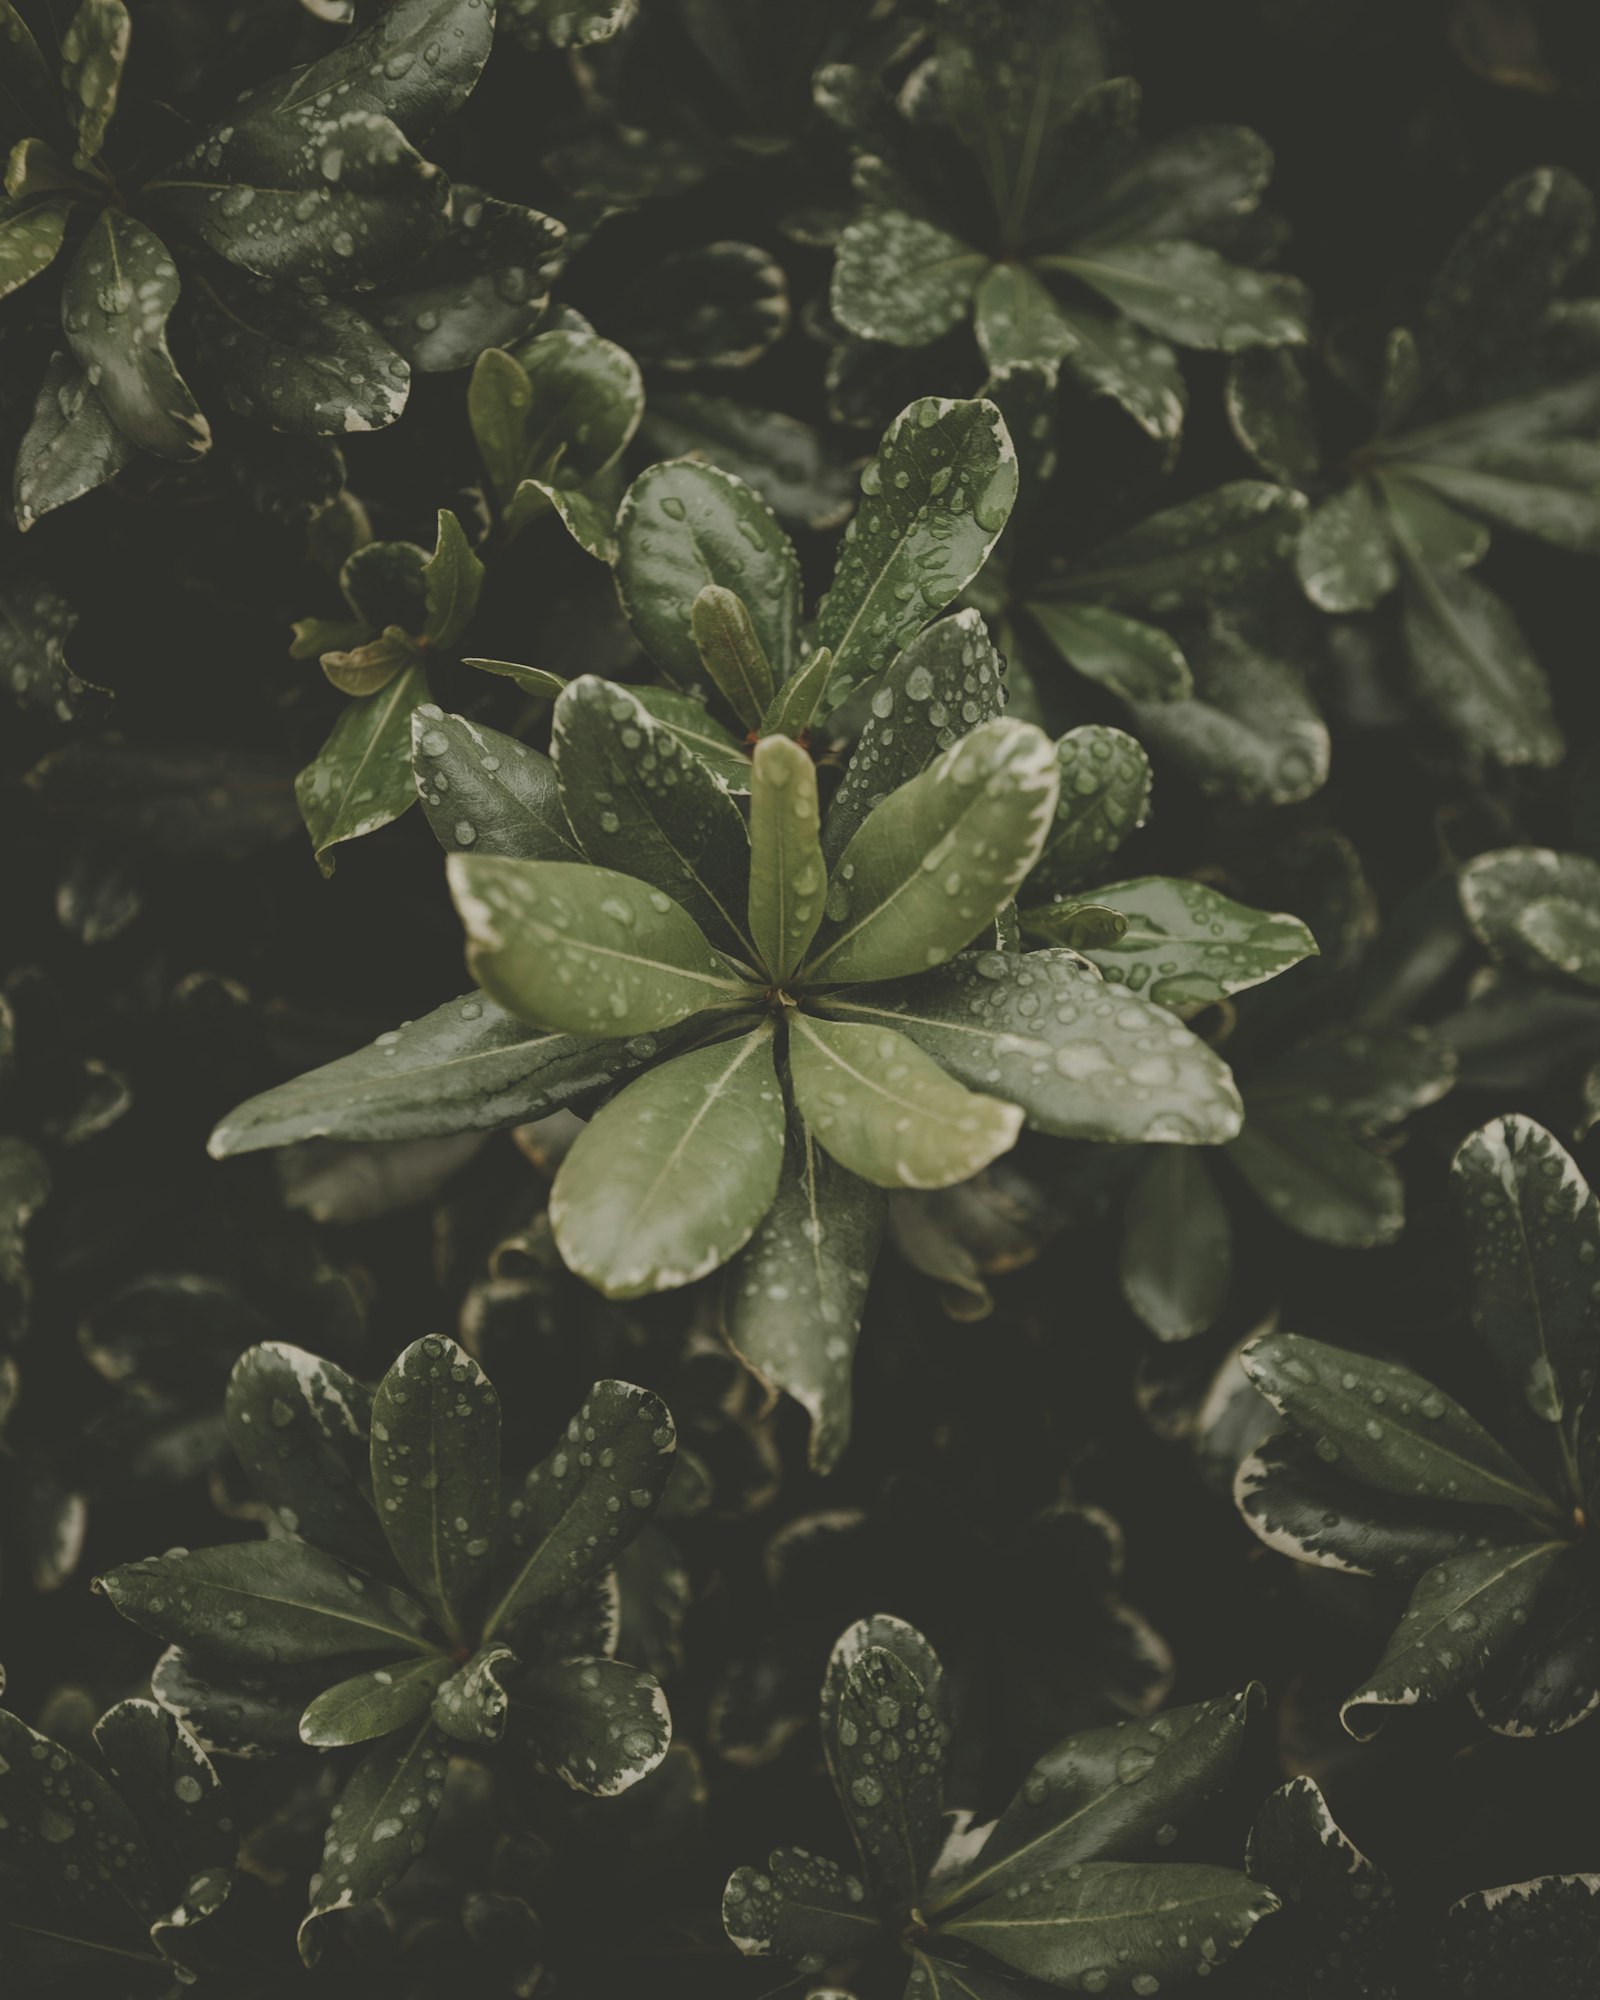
{"left": 95, "top": 1335, "right": 676, "bottom": 1955}
{"left": 723, "top": 1616, "right": 1276, "bottom": 1995}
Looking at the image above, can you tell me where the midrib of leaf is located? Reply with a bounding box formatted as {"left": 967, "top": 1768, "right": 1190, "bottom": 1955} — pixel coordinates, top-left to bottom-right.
{"left": 945, "top": 1871, "right": 1254, "bottom": 1935}
{"left": 1000, "top": 41, "right": 1067, "bottom": 248}
{"left": 540, "top": 924, "right": 750, "bottom": 1000}
{"left": 315, "top": 664, "right": 417, "bottom": 842}
{"left": 793, "top": 1012, "right": 959, "bottom": 1124}
{"left": 180, "top": 1573, "right": 438, "bottom": 1654}
{"left": 816, "top": 990, "right": 1048, "bottom": 1059}
{"left": 597, "top": 728, "right": 754, "bottom": 957}
{"left": 317, "top": 1718, "right": 438, "bottom": 1885}
{"left": 1366, "top": 1542, "right": 1564, "bottom": 1667}
{"left": 1393, "top": 535, "right": 1529, "bottom": 724}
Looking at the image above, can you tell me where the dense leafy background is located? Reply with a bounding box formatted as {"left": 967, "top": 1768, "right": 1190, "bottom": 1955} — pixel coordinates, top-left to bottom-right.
{"left": 7, "top": 1, "right": 1600, "bottom": 1994}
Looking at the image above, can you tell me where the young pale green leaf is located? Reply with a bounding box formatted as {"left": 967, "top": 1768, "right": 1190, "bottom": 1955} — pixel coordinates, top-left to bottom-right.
{"left": 431, "top": 1643, "right": 516, "bottom": 1746}
{"left": 1077, "top": 877, "right": 1317, "bottom": 1011}
{"left": 299, "top": 1722, "right": 449, "bottom": 1964}
{"left": 748, "top": 736, "right": 825, "bottom": 982}
{"left": 757, "top": 644, "right": 835, "bottom": 742}
{"left": 553, "top": 677, "right": 753, "bottom": 955}
{"left": 190, "top": 269, "right": 411, "bottom": 435}
{"left": 723, "top": 1121, "right": 884, "bottom": 1474}
{"left": 1340, "top": 1542, "right": 1572, "bottom": 1740}
{"left": 822, "top": 610, "right": 1007, "bottom": 864}
{"left": 61, "top": 0, "right": 129, "bottom": 166}
{"left": 941, "top": 1860, "right": 1278, "bottom": 1988}
{"left": 1226, "top": 345, "right": 1321, "bottom": 483}
{"left": 484, "top": 1379, "right": 674, "bottom": 1641}
{"left": 469, "top": 345, "right": 533, "bottom": 499}
{"left": 463, "top": 657, "right": 568, "bottom": 703}
{"left": 321, "top": 628, "right": 416, "bottom": 696}
{"left": 299, "top": 1657, "right": 452, "bottom": 1749}
{"left": 691, "top": 583, "right": 774, "bottom": 730}
{"left": 449, "top": 854, "right": 753, "bottom": 1037}
{"left": 1294, "top": 480, "right": 1398, "bottom": 612}
{"left": 1400, "top": 558, "right": 1561, "bottom": 769}
{"left": 1235, "top": 1431, "right": 1522, "bottom": 1581}
{"left": 830, "top": 206, "right": 988, "bottom": 347}
{"left": 61, "top": 214, "right": 211, "bottom": 461}
{"left": 1048, "top": 240, "right": 1311, "bottom": 351}
{"left": 421, "top": 509, "right": 483, "bottom": 648}
{"left": 14, "top": 352, "right": 134, "bottom": 530}
{"left": 1121, "top": 1147, "right": 1232, "bottom": 1341}
{"left": 371, "top": 1335, "right": 500, "bottom": 1637}
{"left": 96, "top": 1539, "right": 438, "bottom": 1664}
{"left": 210, "top": 991, "right": 667, "bottom": 1156}
{"left": 804, "top": 719, "right": 1059, "bottom": 984}
{"left": 1459, "top": 847, "right": 1600, "bottom": 983}
{"left": 509, "top": 1657, "right": 670, "bottom": 1796}
{"left": 412, "top": 706, "right": 579, "bottom": 861}
{"left": 297, "top": 661, "right": 430, "bottom": 876}
{"left": 225, "top": 1343, "right": 389, "bottom": 1574}
{"left": 1241, "top": 1332, "right": 1563, "bottom": 1520}
{"left": 824, "top": 952, "right": 1244, "bottom": 1145}
{"left": 1027, "top": 599, "right": 1192, "bottom": 703}
{"left": 1452, "top": 1115, "right": 1600, "bottom": 1426}
{"left": 615, "top": 461, "right": 800, "bottom": 687}
{"left": 933, "top": 1691, "right": 1258, "bottom": 1915}
{"left": 816, "top": 398, "right": 1018, "bottom": 700}
{"left": 0, "top": 1706, "right": 159, "bottom": 1960}
{"left": 722, "top": 1847, "right": 878, "bottom": 1963}
{"left": 1030, "top": 725, "right": 1153, "bottom": 894}
{"left": 550, "top": 1028, "right": 786, "bottom": 1296}
{"left": 834, "top": 1641, "right": 949, "bottom": 1907}
{"left": 789, "top": 1014, "right": 1023, "bottom": 1190}
{"left": 1053, "top": 481, "right": 1309, "bottom": 617}
{"left": 94, "top": 1697, "right": 234, "bottom": 1883}
{"left": 0, "top": 196, "right": 70, "bottom": 301}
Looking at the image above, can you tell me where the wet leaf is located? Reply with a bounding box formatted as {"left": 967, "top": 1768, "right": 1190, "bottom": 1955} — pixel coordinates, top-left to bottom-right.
{"left": 1054, "top": 482, "right": 1308, "bottom": 617}
{"left": 191, "top": 268, "right": 410, "bottom": 435}
{"left": 1244, "top": 1779, "right": 1401, "bottom": 1996}
{"left": 833, "top": 1640, "right": 948, "bottom": 1906}
{"left": 0, "top": 195, "right": 69, "bottom": 301}
{"left": 748, "top": 735, "right": 825, "bottom": 982}
{"left": 1121, "top": 1147, "right": 1232, "bottom": 1341}
{"left": 1076, "top": 876, "right": 1317, "bottom": 1011}
{"left": 641, "top": 391, "right": 854, "bottom": 530}
{"left": 370, "top": 189, "right": 564, "bottom": 373}
{"left": 1294, "top": 480, "right": 1397, "bottom": 612}
{"left": 13, "top": 352, "right": 134, "bottom": 528}
{"left": 299, "top": 1721, "right": 449, "bottom": 1963}
{"left": 1441, "top": 1871, "right": 1600, "bottom": 1997}
{"left": 1226, "top": 345, "right": 1321, "bottom": 483}
{"left": 299, "top": 1656, "right": 452, "bottom": 1748}
{"left": 691, "top": 583, "right": 774, "bottom": 729}
{"left": 830, "top": 207, "right": 988, "bottom": 347}
{"left": 432, "top": 1642, "right": 516, "bottom": 1745}
{"left": 1047, "top": 239, "right": 1311, "bottom": 350}
{"left": 1027, "top": 600, "right": 1192, "bottom": 703}
{"left": 93, "top": 1698, "right": 235, "bottom": 1882}
{"left": 420, "top": 508, "right": 482, "bottom": 647}
{"left": 1400, "top": 559, "right": 1561, "bottom": 769}
{"left": 296, "top": 660, "right": 430, "bottom": 875}
{"left": 0, "top": 572, "right": 109, "bottom": 723}
{"left": 722, "top": 1846, "right": 877, "bottom": 1963}
{"left": 510, "top": 1657, "right": 670, "bottom": 1795}
{"left": 412, "top": 705, "right": 579, "bottom": 861}
{"left": 60, "top": 0, "right": 129, "bottom": 167}
{"left": 1460, "top": 847, "right": 1600, "bottom": 983}
{"left": 1030, "top": 726, "right": 1153, "bottom": 894}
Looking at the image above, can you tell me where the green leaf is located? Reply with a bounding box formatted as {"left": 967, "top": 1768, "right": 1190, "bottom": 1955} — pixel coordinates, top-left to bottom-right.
{"left": 1227, "top": 1110, "right": 1404, "bottom": 1248}
{"left": 1225, "top": 346, "right": 1321, "bottom": 484}
{"left": 833, "top": 1639, "right": 949, "bottom": 1907}
{"left": 463, "top": 657, "right": 568, "bottom": 703}
{"left": 1076, "top": 876, "right": 1317, "bottom": 1010}
{"left": 1379, "top": 472, "right": 1490, "bottom": 571}
{"left": 1382, "top": 443, "right": 1600, "bottom": 555}
{"left": 823, "top": 951, "right": 1244, "bottom": 1145}
{"left": 1294, "top": 480, "right": 1398, "bottom": 613}
{"left": 0, "top": 1706, "right": 159, "bottom": 1962}
{"left": 804, "top": 719, "right": 1058, "bottom": 984}
{"left": 96, "top": 1538, "right": 438, "bottom": 1664}
{"left": 723, "top": 1118, "right": 883, "bottom": 1475}
{"left": 1022, "top": 901, "right": 1129, "bottom": 950}
{"left": 756, "top": 644, "right": 835, "bottom": 742}
{"left": 339, "top": 538, "right": 428, "bottom": 630}
{"left": 322, "top": 628, "right": 416, "bottom": 695}
{"left": 830, "top": 207, "right": 988, "bottom": 347}
{"left": 999, "top": 283, "right": 1187, "bottom": 443}
{"left": 723, "top": 1847, "right": 878, "bottom": 1963}
{"left": 975, "top": 260, "right": 1083, "bottom": 372}
{"left": 297, "top": 660, "right": 430, "bottom": 875}
{"left": 641, "top": 391, "right": 855, "bottom": 531}
{"left": 691, "top": 583, "right": 774, "bottom": 729}
{"left": 224, "top": 1342, "right": 391, "bottom": 1574}
{"left": 822, "top": 610, "right": 1008, "bottom": 864}
{"left": 468, "top": 345, "right": 533, "bottom": 499}
{"left": 151, "top": 1648, "right": 323, "bottom": 1759}
{"left": 1341, "top": 1542, "right": 1571, "bottom": 1740}
{"left": 550, "top": 1028, "right": 786, "bottom": 1296}
{"left": 1459, "top": 847, "right": 1600, "bottom": 983}
{"left": 1073, "top": 121, "right": 1278, "bottom": 244}
{"left": 1235, "top": 1430, "right": 1521, "bottom": 1581}
{"left": 748, "top": 735, "right": 825, "bottom": 983}
{"left": 942, "top": 1860, "right": 1277, "bottom": 1988}
{"left": 1442, "top": 1870, "right": 1600, "bottom": 1994}
{"left": 369, "top": 190, "right": 564, "bottom": 373}
{"left": 412, "top": 706, "right": 579, "bottom": 861}
{"left": 93, "top": 1697, "right": 234, "bottom": 1885}
{"left": 299, "top": 1656, "right": 452, "bottom": 1748}
{"left": 1052, "top": 481, "right": 1308, "bottom": 616}
{"left": 371, "top": 1335, "right": 500, "bottom": 1637}
{"left": 1121, "top": 1147, "right": 1231, "bottom": 1341}
{"left": 1029, "top": 726, "right": 1152, "bottom": 894}
{"left": 190, "top": 268, "right": 411, "bottom": 435}
{"left": 148, "top": 107, "right": 449, "bottom": 287}
{"left": 421, "top": 509, "right": 483, "bottom": 647}
{"left": 816, "top": 397, "right": 1018, "bottom": 701}
{"left": 209, "top": 991, "right": 667, "bottom": 1155}
{"left": 449, "top": 854, "right": 752, "bottom": 1036}
{"left": 483, "top": 1379, "right": 675, "bottom": 1640}
{"left": 60, "top": 0, "right": 129, "bottom": 167}
{"left": 789, "top": 1013, "right": 1023, "bottom": 1190}
{"left": 1048, "top": 240, "right": 1311, "bottom": 351}
{"left": 1399, "top": 557, "right": 1561, "bottom": 768}
{"left": 509, "top": 1657, "right": 670, "bottom": 1795}
{"left": 432, "top": 1643, "right": 516, "bottom": 1745}
{"left": 1244, "top": 1779, "right": 1400, "bottom": 1995}
{"left": 0, "top": 4, "right": 55, "bottom": 138}
{"left": 61, "top": 214, "right": 211, "bottom": 461}
{"left": 0, "top": 572, "right": 109, "bottom": 723}
{"left": 14, "top": 351, "right": 134, "bottom": 529}
{"left": 614, "top": 239, "right": 787, "bottom": 372}
{"left": 511, "top": 326, "right": 644, "bottom": 485}
{"left": 626, "top": 686, "right": 753, "bottom": 789}
{"left": 933, "top": 1690, "right": 1257, "bottom": 1913}
{"left": 1027, "top": 600, "right": 1191, "bottom": 703}
{"left": 299, "top": 1722, "right": 449, "bottom": 1963}
{"left": 615, "top": 460, "right": 800, "bottom": 688}
{"left": 1452, "top": 1115, "right": 1600, "bottom": 1426}
{"left": 0, "top": 195, "right": 69, "bottom": 301}
{"left": 257, "top": 0, "right": 494, "bottom": 145}
{"left": 552, "top": 677, "right": 754, "bottom": 956}
{"left": 1240, "top": 1332, "right": 1563, "bottom": 1520}
{"left": 503, "top": 0, "right": 635, "bottom": 51}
